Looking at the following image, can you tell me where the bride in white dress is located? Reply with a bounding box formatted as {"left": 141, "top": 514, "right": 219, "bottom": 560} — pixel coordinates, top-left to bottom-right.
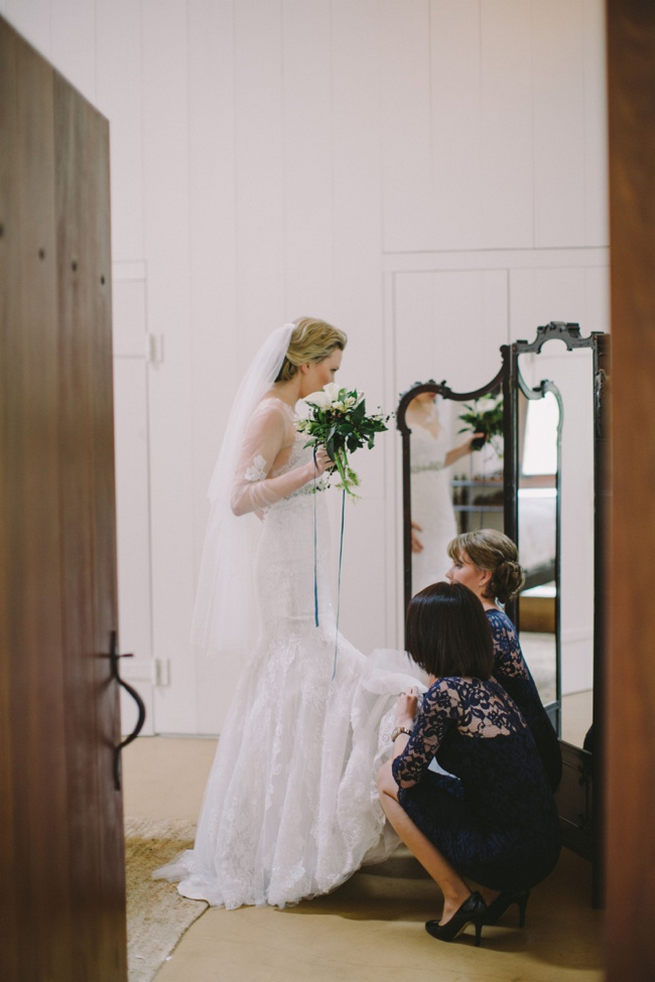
{"left": 407, "top": 392, "right": 480, "bottom": 594}
{"left": 156, "top": 318, "right": 424, "bottom": 909}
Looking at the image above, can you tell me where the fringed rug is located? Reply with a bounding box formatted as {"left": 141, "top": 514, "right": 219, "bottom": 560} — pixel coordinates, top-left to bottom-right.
{"left": 124, "top": 817, "right": 208, "bottom": 982}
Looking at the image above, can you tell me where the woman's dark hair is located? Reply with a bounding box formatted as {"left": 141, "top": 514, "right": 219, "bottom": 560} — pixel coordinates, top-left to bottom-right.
{"left": 405, "top": 581, "right": 494, "bottom": 679}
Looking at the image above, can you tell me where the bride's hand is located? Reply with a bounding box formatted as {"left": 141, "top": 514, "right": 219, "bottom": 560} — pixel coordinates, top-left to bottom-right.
{"left": 395, "top": 686, "right": 419, "bottom": 726}
{"left": 313, "top": 446, "right": 334, "bottom": 475}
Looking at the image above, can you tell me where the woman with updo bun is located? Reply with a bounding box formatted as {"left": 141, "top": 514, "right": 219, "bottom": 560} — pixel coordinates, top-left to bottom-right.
{"left": 446, "top": 528, "right": 561, "bottom": 794}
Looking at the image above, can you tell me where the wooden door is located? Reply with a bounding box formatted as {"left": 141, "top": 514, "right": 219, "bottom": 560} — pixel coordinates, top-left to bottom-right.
{"left": 0, "top": 17, "right": 127, "bottom": 981}
{"left": 606, "top": 1, "right": 655, "bottom": 977}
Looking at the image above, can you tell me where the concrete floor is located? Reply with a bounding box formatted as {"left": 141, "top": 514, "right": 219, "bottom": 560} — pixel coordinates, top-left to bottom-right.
{"left": 123, "top": 736, "right": 604, "bottom": 982}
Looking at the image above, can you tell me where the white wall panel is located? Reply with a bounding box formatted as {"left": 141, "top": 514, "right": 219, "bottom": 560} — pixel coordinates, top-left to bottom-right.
{"left": 478, "top": 0, "right": 532, "bottom": 247}
{"left": 50, "top": 0, "right": 95, "bottom": 100}
{"left": 112, "top": 274, "right": 147, "bottom": 357}
{"left": 187, "top": 0, "right": 240, "bottom": 734}
{"left": 114, "top": 353, "right": 155, "bottom": 735}
{"left": 583, "top": 0, "right": 609, "bottom": 247}
{"left": 429, "top": 0, "right": 482, "bottom": 250}
{"left": 96, "top": 0, "right": 144, "bottom": 262}
{"left": 330, "top": 0, "right": 391, "bottom": 650}
{"left": 1, "top": 0, "right": 609, "bottom": 734}
{"left": 380, "top": 0, "right": 432, "bottom": 251}
{"left": 532, "top": 0, "right": 586, "bottom": 247}
{"left": 331, "top": 0, "right": 384, "bottom": 396}
{"left": 509, "top": 262, "right": 610, "bottom": 340}
{"left": 394, "top": 268, "right": 508, "bottom": 394}
{"left": 281, "top": 0, "right": 333, "bottom": 318}
{"left": 112, "top": 270, "right": 155, "bottom": 736}
{"left": 234, "top": 0, "right": 285, "bottom": 347}
{"left": 0, "top": 0, "right": 51, "bottom": 56}
{"left": 141, "top": 0, "right": 196, "bottom": 732}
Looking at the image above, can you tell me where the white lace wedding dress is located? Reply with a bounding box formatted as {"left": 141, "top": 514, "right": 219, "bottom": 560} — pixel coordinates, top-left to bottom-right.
{"left": 156, "top": 397, "right": 424, "bottom": 909}
{"left": 410, "top": 424, "right": 457, "bottom": 594}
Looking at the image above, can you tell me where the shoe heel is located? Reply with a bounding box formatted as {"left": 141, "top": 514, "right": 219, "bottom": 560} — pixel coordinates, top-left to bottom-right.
{"left": 474, "top": 915, "right": 484, "bottom": 947}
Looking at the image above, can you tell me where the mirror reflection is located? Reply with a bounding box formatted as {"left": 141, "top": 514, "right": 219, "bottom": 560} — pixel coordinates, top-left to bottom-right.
{"left": 516, "top": 386, "right": 560, "bottom": 723}
{"left": 516, "top": 345, "right": 595, "bottom": 748}
{"left": 401, "top": 326, "right": 603, "bottom": 758}
{"left": 408, "top": 390, "right": 504, "bottom": 594}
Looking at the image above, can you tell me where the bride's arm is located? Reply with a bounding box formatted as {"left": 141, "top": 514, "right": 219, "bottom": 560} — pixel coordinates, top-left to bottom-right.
{"left": 230, "top": 402, "right": 329, "bottom": 516}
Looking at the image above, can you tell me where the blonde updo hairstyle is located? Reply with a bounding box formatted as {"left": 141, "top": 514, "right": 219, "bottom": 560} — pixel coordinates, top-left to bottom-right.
{"left": 275, "top": 317, "right": 347, "bottom": 383}
{"left": 447, "top": 528, "right": 525, "bottom": 605}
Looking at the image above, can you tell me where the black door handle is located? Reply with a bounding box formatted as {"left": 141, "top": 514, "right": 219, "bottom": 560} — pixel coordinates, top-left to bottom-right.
{"left": 109, "top": 630, "right": 146, "bottom": 791}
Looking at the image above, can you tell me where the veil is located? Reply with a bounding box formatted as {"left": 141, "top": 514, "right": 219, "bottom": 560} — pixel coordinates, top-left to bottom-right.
{"left": 191, "top": 323, "right": 296, "bottom": 655}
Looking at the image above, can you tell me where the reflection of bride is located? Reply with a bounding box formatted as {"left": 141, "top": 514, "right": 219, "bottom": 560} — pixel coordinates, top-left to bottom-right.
{"left": 155, "top": 318, "right": 424, "bottom": 909}
{"left": 408, "top": 393, "right": 479, "bottom": 594}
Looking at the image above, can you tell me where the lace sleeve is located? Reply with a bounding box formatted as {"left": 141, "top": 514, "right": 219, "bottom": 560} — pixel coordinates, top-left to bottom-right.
{"left": 488, "top": 610, "right": 531, "bottom": 681}
{"left": 230, "top": 401, "right": 318, "bottom": 516}
{"left": 487, "top": 609, "right": 562, "bottom": 792}
{"left": 392, "top": 681, "right": 458, "bottom": 788}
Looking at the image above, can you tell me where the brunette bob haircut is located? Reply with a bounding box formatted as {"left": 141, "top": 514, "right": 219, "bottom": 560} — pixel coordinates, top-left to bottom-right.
{"left": 405, "top": 582, "right": 494, "bottom": 679}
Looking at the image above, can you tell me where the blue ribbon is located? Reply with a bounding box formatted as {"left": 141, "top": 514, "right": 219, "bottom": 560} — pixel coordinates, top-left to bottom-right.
{"left": 313, "top": 448, "right": 319, "bottom": 627}
{"left": 331, "top": 487, "right": 346, "bottom": 680}
{"left": 312, "top": 448, "right": 346, "bottom": 680}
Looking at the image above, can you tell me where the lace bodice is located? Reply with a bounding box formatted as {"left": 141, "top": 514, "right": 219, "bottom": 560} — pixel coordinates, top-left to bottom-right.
{"left": 231, "top": 397, "right": 322, "bottom": 514}
{"left": 410, "top": 424, "right": 449, "bottom": 474}
{"left": 393, "top": 671, "right": 561, "bottom": 893}
{"left": 392, "top": 676, "right": 526, "bottom": 789}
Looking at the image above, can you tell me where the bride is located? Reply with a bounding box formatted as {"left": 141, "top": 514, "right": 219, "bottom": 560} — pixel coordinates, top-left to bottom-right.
{"left": 156, "top": 317, "right": 425, "bottom": 909}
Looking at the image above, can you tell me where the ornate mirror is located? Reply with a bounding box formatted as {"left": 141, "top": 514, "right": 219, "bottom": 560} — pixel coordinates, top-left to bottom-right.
{"left": 397, "top": 358, "right": 510, "bottom": 615}
{"left": 398, "top": 322, "right": 609, "bottom": 903}
{"left": 505, "top": 322, "right": 609, "bottom": 900}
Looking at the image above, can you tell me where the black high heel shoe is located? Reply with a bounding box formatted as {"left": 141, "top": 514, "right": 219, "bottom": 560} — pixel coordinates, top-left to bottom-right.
{"left": 484, "top": 889, "right": 530, "bottom": 927}
{"left": 425, "top": 892, "right": 487, "bottom": 946}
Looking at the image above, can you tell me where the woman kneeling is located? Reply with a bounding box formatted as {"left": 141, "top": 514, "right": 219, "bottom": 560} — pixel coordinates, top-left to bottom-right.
{"left": 377, "top": 581, "right": 560, "bottom": 946}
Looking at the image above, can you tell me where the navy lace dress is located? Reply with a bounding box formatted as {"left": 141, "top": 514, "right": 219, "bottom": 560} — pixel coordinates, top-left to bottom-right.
{"left": 393, "top": 677, "right": 561, "bottom": 891}
{"left": 487, "top": 608, "right": 562, "bottom": 791}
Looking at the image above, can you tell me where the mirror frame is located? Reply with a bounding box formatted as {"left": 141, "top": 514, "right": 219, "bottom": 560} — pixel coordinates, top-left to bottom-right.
{"left": 397, "top": 354, "right": 512, "bottom": 616}
{"left": 513, "top": 375, "right": 563, "bottom": 735}
{"left": 504, "top": 321, "right": 609, "bottom": 903}
{"left": 397, "top": 320, "right": 609, "bottom": 904}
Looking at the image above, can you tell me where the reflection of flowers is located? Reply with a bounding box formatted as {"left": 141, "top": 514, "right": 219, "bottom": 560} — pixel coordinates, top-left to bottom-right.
{"left": 298, "top": 385, "right": 390, "bottom": 496}
{"left": 458, "top": 393, "right": 504, "bottom": 451}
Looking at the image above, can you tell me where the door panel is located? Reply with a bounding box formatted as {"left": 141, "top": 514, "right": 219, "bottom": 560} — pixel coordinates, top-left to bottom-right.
{"left": 0, "top": 17, "right": 127, "bottom": 981}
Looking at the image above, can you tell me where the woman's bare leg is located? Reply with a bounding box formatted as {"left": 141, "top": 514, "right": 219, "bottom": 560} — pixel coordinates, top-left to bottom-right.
{"left": 377, "top": 759, "right": 472, "bottom": 924}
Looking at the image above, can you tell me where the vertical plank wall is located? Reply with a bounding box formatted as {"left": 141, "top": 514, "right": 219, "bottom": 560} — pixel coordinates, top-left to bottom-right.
{"left": 0, "top": 0, "right": 610, "bottom": 735}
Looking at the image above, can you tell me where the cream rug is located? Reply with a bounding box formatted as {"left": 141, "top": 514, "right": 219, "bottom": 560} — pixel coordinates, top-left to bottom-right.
{"left": 125, "top": 817, "right": 208, "bottom": 982}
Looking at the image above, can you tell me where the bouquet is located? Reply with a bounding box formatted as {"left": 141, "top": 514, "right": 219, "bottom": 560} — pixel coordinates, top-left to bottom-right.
{"left": 458, "top": 392, "right": 504, "bottom": 451}
{"left": 298, "top": 382, "right": 390, "bottom": 497}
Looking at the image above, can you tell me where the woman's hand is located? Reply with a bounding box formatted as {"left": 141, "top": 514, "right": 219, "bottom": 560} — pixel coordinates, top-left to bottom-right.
{"left": 411, "top": 521, "right": 424, "bottom": 554}
{"left": 444, "top": 432, "right": 486, "bottom": 467}
{"left": 395, "top": 686, "right": 419, "bottom": 727}
{"left": 312, "top": 445, "right": 334, "bottom": 476}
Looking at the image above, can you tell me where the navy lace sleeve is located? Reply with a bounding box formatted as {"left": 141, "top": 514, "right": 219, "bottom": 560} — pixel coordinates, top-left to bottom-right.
{"left": 392, "top": 681, "right": 457, "bottom": 788}
{"left": 487, "top": 609, "right": 532, "bottom": 681}
{"left": 486, "top": 608, "right": 562, "bottom": 791}
{"left": 392, "top": 676, "right": 525, "bottom": 789}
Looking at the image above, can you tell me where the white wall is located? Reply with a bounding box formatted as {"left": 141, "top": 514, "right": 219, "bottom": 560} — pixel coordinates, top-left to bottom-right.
{"left": 2, "top": 0, "right": 608, "bottom": 734}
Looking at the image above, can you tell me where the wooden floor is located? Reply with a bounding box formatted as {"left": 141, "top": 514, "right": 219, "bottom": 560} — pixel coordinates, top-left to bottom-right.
{"left": 123, "top": 736, "right": 604, "bottom": 982}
